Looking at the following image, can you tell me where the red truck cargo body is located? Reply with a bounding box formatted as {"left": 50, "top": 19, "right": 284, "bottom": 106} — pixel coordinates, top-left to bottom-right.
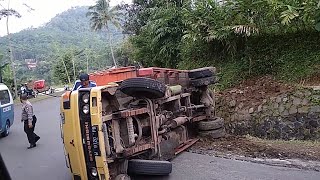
{"left": 33, "top": 80, "right": 45, "bottom": 89}
{"left": 89, "top": 66, "right": 189, "bottom": 86}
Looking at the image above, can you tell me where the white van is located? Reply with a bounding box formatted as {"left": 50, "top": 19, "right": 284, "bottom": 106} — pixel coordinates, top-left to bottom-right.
{"left": 0, "top": 84, "right": 14, "bottom": 137}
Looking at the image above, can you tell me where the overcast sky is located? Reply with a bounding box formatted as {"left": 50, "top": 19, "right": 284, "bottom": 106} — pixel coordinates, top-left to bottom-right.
{"left": 0, "top": 0, "right": 132, "bottom": 36}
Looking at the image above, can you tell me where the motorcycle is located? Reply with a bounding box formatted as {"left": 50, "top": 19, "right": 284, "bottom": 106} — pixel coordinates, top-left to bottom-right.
{"left": 17, "top": 88, "right": 37, "bottom": 99}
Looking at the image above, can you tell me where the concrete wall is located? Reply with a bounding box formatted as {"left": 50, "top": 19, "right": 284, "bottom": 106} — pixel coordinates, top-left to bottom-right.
{"left": 216, "top": 87, "right": 320, "bottom": 140}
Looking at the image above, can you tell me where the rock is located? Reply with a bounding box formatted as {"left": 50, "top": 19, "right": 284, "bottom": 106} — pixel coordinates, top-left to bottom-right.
{"left": 257, "top": 105, "right": 262, "bottom": 112}
{"left": 229, "top": 100, "right": 236, "bottom": 107}
{"left": 289, "top": 106, "right": 298, "bottom": 114}
{"left": 249, "top": 107, "right": 254, "bottom": 114}
{"left": 229, "top": 114, "right": 234, "bottom": 122}
{"left": 310, "top": 106, "right": 320, "bottom": 113}
{"left": 239, "top": 109, "right": 249, "bottom": 115}
{"left": 292, "top": 97, "right": 301, "bottom": 106}
{"left": 272, "top": 111, "right": 280, "bottom": 117}
{"left": 283, "top": 97, "right": 288, "bottom": 102}
{"left": 294, "top": 90, "right": 304, "bottom": 97}
{"left": 304, "top": 90, "right": 312, "bottom": 96}
{"left": 238, "top": 102, "right": 244, "bottom": 109}
{"left": 296, "top": 114, "right": 307, "bottom": 122}
{"left": 309, "top": 120, "right": 319, "bottom": 128}
{"left": 297, "top": 106, "right": 309, "bottom": 114}
{"left": 294, "top": 121, "right": 303, "bottom": 129}
{"left": 285, "top": 103, "right": 292, "bottom": 110}
{"left": 278, "top": 104, "right": 285, "bottom": 113}
{"left": 307, "top": 113, "right": 319, "bottom": 119}
{"left": 283, "top": 110, "right": 289, "bottom": 116}
{"left": 301, "top": 98, "right": 309, "bottom": 105}
{"left": 288, "top": 115, "right": 296, "bottom": 122}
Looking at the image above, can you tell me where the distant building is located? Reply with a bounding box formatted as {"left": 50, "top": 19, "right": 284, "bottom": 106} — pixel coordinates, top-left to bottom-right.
{"left": 24, "top": 59, "right": 37, "bottom": 70}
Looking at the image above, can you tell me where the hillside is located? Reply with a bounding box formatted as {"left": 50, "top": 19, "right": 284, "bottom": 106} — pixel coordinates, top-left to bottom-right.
{"left": 0, "top": 6, "right": 127, "bottom": 85}
{"left": 0, "top": 6, "right": 125, "bottom": 61}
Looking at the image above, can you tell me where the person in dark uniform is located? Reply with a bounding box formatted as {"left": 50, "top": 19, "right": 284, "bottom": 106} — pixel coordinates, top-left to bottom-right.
{"left": 20, "top": 94, "right": 40, "bottom": 149}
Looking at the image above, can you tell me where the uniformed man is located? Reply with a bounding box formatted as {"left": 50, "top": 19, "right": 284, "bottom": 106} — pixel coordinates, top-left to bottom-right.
{"left": 20, "top": 94, "right": 40, "bottom": 149}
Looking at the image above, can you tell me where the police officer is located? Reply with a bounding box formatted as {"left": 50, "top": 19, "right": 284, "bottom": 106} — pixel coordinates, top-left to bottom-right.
{"left": 20, "top": 94, "right": 40, "bottom": 149}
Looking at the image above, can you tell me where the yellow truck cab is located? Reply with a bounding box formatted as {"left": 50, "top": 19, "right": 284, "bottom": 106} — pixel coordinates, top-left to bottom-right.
{"left": 60, "top": 67, "right": 224, "bottom": 180}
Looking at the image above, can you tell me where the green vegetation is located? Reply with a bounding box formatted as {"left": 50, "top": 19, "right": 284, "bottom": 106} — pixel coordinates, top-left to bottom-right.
{"left": 1, "top": 0, "right": 320, "bottom": 91}
{"left": 119, "top": 0, "right": 320, "bottom": 89}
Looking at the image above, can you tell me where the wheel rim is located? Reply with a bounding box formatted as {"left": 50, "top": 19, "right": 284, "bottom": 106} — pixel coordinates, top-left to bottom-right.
{"left": 5, "top": 123, "right": 10, "bottom": 135}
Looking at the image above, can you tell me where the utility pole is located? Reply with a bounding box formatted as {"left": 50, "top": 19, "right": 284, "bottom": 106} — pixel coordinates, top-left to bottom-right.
{"left": 86, "top": 50, "right": 89, "bottom": 73}
{"left": 6, "top": 8, "right": 18, "bottom": 97}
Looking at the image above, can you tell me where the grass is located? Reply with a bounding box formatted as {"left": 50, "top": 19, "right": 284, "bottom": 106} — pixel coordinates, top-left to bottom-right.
{"left": 13, "top": 91, "right": 65, "bottom": 105}
{"left": 245, "top": 134, "right": 320, "bottom": 147}
{"left": 178, "top": 31, "right": 320, "bottom": 90}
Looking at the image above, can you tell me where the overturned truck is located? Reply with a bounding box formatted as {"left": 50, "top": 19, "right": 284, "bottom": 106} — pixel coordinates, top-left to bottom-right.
{"left": 60, "top": 66, "right": 225, "bottom": 180}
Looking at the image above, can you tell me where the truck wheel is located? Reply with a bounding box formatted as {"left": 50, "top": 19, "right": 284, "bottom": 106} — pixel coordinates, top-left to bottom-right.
{"left": 188, "top": 67, "right": 215, "bottom": 79}
{"left": 120, "top": 77, "right": 167, "bottom": 99}
{"left": 115, "top": 174, "right": 131, "bottom": 180}
{"left": 190, "top": 76, "right": 216, "bottom": 87}
{"left": 198, "top": 117, "right": 224, "bottom": 131}
{"left": 1, "top": 121, "right": 10, "bottom": 137}
{"left": 128, "top": 159, "right": 172, "bottom": 176}
{"left": 198, "top": 128, "right": 226, "bottom": 139}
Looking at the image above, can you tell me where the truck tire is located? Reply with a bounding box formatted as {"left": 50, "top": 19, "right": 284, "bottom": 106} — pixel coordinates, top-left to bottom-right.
{"left": 190, "top": 76, "right": 216, "bottom": 87}
{"left": 128, "top": 159, "right": 172, "bottom": 176}
{"left": 1, "top": 121, "right": 10, "bottom": 137}
{"left": 188, "top": 67, "right": 215, "bottom": 79}
{"left": 120, "top": 77, "right": 166, "bottom": 99}
{"left": 198, "top": 128, "right": 226, "bottom": 139}
{"left": 198, "top": 117, "right": 224, "bottom": 131}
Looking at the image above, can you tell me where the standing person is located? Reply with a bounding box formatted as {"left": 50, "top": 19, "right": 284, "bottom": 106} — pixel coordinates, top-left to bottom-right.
{"left": 20, "top": 94, "right": 40, "bottom": 149}
{"left": 72, "top": 73, "right": 97, "bottom": 91}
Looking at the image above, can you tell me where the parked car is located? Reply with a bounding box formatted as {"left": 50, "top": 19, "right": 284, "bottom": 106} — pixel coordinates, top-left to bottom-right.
{"left": 0, "top": 83, "right": 14, "bottom": 137}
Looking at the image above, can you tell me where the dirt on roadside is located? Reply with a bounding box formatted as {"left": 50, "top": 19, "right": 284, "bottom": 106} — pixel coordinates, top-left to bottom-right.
{"left": 190, "top": 135, "right": 320, "bottom": 161}
{"left": 205, "top": 74, "right": 320, "bottom": 162}
{"left": 216, "top": 76, "right": 294, "bottom": 109}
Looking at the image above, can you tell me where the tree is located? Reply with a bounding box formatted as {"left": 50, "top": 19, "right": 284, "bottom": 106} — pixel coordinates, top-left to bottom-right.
{"left": 1, "top": 0, "right": 22, "bottom": 97}
{"left": 115, "top": 39, "right": 134, "bottom": 66}
{"left": 87, "top": 0, "right": 122, "bottom": 67}
{"left": 53, "top": 52, "right": 75, "bottom": 84}
{"left": 0, "top": 8, "right": 20, "bottom": 20}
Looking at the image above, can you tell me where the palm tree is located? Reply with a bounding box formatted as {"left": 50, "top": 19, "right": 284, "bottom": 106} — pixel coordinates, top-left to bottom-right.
{"left": 87, "top": 0, "right": 122, "bottom": 68}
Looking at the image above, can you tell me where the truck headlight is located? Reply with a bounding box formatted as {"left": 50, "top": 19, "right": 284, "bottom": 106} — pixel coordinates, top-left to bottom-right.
{"left": 91, "top": 167, "right": 98, "bottom": 177}
{"left": 82, "top": 93, "right": 90, "bottom": 103}
{"left": 83, "top": 105, "right": 89, "bottom": 114}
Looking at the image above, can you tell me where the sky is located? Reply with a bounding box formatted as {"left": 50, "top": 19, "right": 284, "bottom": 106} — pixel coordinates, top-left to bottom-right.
{"left": 0, "top": 0, "right": 132, "bottom": 36}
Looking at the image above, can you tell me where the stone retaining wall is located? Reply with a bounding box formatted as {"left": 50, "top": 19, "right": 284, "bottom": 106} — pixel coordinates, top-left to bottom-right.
{"left": 216, "top": 87, "right": 320, "bottom": 140}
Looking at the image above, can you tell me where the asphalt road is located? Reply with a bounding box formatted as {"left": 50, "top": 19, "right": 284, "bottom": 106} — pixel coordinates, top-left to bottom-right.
{"left": 1, "top": 97, "right": 320, "bottom": 180}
